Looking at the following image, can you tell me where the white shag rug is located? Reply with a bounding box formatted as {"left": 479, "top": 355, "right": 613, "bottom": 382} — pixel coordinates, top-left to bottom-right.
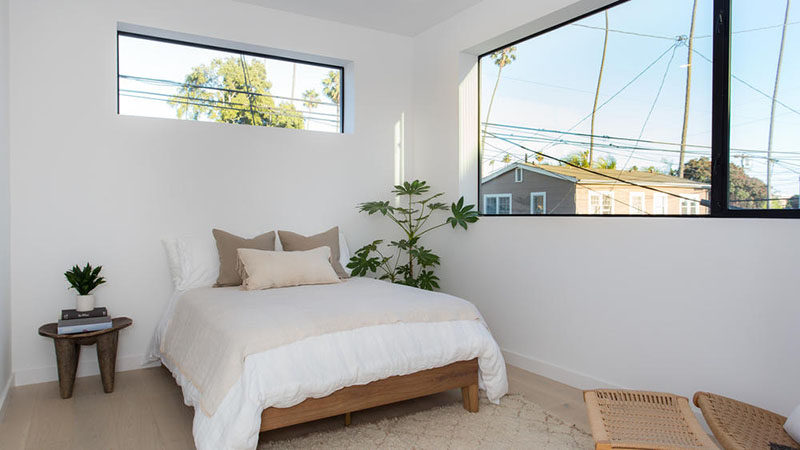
{"left": 258, "top": 394, "right": 593, "bottom": 449}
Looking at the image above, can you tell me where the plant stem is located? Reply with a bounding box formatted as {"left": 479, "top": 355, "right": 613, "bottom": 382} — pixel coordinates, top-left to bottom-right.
{"left": 417, "top": 221, "right": 448, "bottom": 237}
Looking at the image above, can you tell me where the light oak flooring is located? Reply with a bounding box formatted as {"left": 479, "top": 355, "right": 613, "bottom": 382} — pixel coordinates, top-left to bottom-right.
{"left": 0, "top": 364, "right": 589, "bottom": 449}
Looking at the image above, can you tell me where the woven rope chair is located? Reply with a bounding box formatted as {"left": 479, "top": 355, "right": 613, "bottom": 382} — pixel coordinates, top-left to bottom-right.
{"left": 584, "top": 389, "right": 718, "bottom": 450}
{"left": 693, "top": 391, "right": 799, "bottom": 450}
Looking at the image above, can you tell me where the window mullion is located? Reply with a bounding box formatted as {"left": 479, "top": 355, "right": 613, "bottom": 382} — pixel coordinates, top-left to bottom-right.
{"left": 711, "top": 0, "right": 731, "bottom": 215}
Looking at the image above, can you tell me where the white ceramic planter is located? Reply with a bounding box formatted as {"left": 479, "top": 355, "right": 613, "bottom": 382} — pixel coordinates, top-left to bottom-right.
{"left": 76, "top": 294, "right": 95, "bottom": 312}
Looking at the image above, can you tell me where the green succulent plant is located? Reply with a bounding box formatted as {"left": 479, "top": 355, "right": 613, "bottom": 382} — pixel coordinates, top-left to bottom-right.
{"left": 64, "top": 263, "right": 106, "bottom": 296}
{"left": 348, "top": 180, "right": 478, "bottom": 291}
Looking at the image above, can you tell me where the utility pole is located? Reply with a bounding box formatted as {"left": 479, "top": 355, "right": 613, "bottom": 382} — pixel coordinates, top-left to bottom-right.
{"left": 767, "top": 0, "right": 791, "bottom": 209}
{"left": 291, "top": 63, "right": 297, "bottom": 103}
{"left": 589, "top": 11, "right": 609, "bottom": 167}
{"left": 679, "top": 0, "right": 698, "bottom": 178}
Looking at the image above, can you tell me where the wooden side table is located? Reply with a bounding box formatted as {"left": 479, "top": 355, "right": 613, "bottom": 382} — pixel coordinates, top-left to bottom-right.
{"left": 38, "top": 317, "right": 132, "bottom": 399}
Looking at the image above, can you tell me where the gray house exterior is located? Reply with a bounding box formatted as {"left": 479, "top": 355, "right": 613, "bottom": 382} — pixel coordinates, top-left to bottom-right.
{"left": 481, "top": 162, "right": 711, "bottom": 215}
{"left": 481, "top": 165, "right": 576, "bottom": 214}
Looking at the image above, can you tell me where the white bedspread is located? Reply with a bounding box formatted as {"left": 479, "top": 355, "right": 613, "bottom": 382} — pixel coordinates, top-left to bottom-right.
{"left": 153, "top": 279, "right": 508, "bottom": 450}
{"left": 161, "top": 278, "right": 483, "bottom": 415}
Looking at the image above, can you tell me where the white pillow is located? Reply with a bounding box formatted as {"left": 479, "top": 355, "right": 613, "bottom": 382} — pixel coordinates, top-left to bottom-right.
{"left": 785, "top": 403, "right": 800, "bottom": 443}
{"left": 162, "top": 234, "right": 220, "bottom": 291}
{"left": 338, "top": 230, "right": 351, "bottom": 275}
{"left": 237, "top": 246, "right": 341, "bottom": 290}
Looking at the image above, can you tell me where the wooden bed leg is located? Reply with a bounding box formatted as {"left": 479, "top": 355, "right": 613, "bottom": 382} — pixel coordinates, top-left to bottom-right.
{"left": 344, "top": 412, "right": 351, "bottom": 426}
{"left": 461, "top": 384, "right": 479, "bottom": 413}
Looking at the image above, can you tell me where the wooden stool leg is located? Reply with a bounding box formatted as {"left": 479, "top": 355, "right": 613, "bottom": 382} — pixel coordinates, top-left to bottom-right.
{"left": 54, "top": 339, "right": 80, "bottom": 399}
{"left": 96, "top": 330, "right": 119, "bottom": 393}
{"left": 461, "top": 384, "right": 479, "bottom": 412}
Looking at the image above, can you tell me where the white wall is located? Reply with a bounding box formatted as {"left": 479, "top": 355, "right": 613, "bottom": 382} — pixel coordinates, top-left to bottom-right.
{"left": 9, "top": 0, "right": 413, "bottom": 384}
{"left": 0, "top": 0, "right": 12, "bottom": 410}
{"left": 411, "top": 0, "right": 800, "bottom": 416}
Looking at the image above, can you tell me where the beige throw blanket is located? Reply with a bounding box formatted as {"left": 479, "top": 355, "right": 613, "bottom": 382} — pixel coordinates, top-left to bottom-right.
{"left": 160, "top": 277, "right": 482, "bottom": 416}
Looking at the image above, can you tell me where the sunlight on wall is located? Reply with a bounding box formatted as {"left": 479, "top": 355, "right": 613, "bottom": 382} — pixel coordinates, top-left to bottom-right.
{"left": 394, "top": 112, "right": 405, "bottom": 205}
{"left": 458, "top": 55, "right": 479, "bottom": 205}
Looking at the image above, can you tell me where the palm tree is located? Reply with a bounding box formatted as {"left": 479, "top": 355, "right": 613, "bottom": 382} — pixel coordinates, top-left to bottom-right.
{"left": 597, "top": 156, "right": 617, "bottom": 169}
{"left": 589, "top": 11, "right": 610, "bottom": 166}
{"left": 322, "top": 71, "right": 340, "bottom": 105}
{"left": 566, "top": 151, "right": 591, "bottom": 168}
{"left": 481, "top": 46, "right": 517, "bottom": 152}
{"left": 302, "top": 89, "right": 320, "bottom": 109}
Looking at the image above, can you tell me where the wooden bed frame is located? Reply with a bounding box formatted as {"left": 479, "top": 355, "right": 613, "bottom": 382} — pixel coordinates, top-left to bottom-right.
{"left": 259, "top": 358, "right": 480, "bottom": 432}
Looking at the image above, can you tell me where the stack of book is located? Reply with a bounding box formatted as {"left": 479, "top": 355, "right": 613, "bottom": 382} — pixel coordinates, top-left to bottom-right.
{"left": 57, "top": 307, "right": 111, "bottom": 334}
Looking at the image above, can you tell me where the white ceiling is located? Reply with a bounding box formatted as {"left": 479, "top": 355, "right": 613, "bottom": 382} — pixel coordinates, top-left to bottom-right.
{"left": 236, "top": 0, "right": 483, "bottom": 36}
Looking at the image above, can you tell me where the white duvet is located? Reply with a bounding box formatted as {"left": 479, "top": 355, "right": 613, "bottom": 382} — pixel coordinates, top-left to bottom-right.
{"left": 150, "top": 279, "right": 508, "bottom": 450}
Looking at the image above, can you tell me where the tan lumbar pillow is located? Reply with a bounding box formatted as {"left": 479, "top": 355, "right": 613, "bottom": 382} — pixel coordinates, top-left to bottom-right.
{"left": 237, "top": 246, "right": 341, "bottom": 290}
{"left": 212, "top": 229, "right": 276, "bottom": 287}
{"left": 278, "top": 227, "right": 349, "bottom": 278}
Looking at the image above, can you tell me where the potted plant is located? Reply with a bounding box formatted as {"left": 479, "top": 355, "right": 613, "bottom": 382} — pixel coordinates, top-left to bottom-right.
{"left": 347, "top": 180, "right": 478, "bottom": 290}
{"left": 64, "top": 263, "right": 106, "bottom": 312}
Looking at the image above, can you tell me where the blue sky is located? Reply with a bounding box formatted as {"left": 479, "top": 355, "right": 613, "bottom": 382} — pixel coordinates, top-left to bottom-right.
{"left": 481, "top": 0, "right": 800, "bottom": 200}
{"left": 118, "top": 35, "right": 341, "bottom": 132}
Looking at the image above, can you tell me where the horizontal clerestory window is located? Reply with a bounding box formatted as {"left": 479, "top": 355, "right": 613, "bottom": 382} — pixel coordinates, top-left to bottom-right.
{"left": 117, "top": 32, "right": 344, "bottom": 133}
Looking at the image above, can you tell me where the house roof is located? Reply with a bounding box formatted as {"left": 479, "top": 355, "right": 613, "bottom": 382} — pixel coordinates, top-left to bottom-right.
{"left": 482, "top": 162, "right": 710, "bottom": 188}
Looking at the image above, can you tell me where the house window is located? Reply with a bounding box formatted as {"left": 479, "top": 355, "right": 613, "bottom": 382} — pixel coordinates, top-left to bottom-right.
{"left": 588, "top": 192, "right": 614, "bottom": 215}
{"left": 680, "top": 194, "right": 700, "bottom": 215}
{"left": 653, "top": 193, "right": 668, "bottom": 215}
{"left": 477, "top": 0, "right": 799, "bottom": 218}
{"left": 629, "top": 192, "right": 645, "bottom": 215}
{"left": 484, "top": 194, "right": 512, "bottom": 215}
{"left": 117, "top": 31, "right": 344, "bottom": 133}
{"left": 514, "top": 168, "right": 523, "bottom": 182}
{"left": 530, "top": 192, "right": 546, "bottom": 214}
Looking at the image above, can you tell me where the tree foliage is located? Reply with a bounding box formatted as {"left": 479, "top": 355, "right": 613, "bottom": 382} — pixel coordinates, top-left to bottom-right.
{"left": 170, "top": 57, "right": 304, "bottom": 129}
{"left": 347, "top": 180, "right": 478, "bottom": 291}
{"left": 322, "top": 71, "right": 340, "bottom": 105}
{"left": 302, "top": 89, "right": 320, "bottom": 109}
{"left": 681, "top": 157, "right": 769, "bottom": 208}
{"left": 490, "top": 46, "right": 517, "bottom": 68}
{"left": 786, "top": 195, "right": 799, "bottom": 209}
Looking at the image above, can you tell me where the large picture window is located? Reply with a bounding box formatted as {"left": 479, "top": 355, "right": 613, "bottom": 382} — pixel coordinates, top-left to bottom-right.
{"left": 478, "top": 0, "right": 800, "bottom": 218}
{"left": 118, "top": 32, "right": 344, "bottom": 133}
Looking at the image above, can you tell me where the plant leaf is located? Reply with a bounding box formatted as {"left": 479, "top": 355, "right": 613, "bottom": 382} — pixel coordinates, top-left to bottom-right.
{"left": 446, "top": 197, "right": 479, "bottom": 230}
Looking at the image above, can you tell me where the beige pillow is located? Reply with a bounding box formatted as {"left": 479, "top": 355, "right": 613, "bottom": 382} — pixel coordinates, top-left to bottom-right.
{"left": 212, "top": 229, "right": 276, "bottom": 287}
{"left": 278, "top": 227, "right": 349, "bottom": 278}
{"left": 237, "top": 247, "right": 341, "bottom": 290}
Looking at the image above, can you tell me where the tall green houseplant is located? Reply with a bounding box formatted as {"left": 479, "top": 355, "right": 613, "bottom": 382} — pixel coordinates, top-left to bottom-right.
{"left": 347, "top": 180, "right": 478, "bottom": 291}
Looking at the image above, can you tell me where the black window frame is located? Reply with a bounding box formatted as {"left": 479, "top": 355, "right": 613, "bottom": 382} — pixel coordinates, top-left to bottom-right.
{"left": 116, "top": 31, "right": 346, "bottom": 134}
{"left": 477, "top": 0, "right": 800, "bottom": 218}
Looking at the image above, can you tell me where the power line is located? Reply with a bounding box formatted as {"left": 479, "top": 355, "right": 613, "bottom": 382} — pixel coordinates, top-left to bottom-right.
{"left": 539, "top": 42, "right": 681, "bottom": 154}
{"left": 690, "top": 49, "right": 800, "bottom": 117}
{"left": 483, "top": 123, "right": 800, "bottom": 156}
{"left": 119, "top": 74, "right": 337, "bottom": 108}
{"left": 570, "top": 23, "right": 675, "bottom": 40}
{"left": 616, "top": 43, "right": 678, "bottom": 174}
{"left": 484, "top": 130, "right": 705, "bottom": 204}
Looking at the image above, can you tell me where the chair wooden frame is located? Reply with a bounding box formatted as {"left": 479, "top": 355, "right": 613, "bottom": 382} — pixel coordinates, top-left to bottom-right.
{"left": 693, "top": 391, "right": 799, "bottom": 450}
{"left": 584, "top": 389, "right": 718, "bottom": 450}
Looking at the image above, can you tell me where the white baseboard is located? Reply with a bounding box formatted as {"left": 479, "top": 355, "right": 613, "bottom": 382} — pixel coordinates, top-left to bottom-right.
{"left": 13, "top": 354, "right": 160, "bottom": 387}
{"left": 0, "top": 373, "right": 14, "bottom": 421}
{"left": 502, "top": 348, "right": 712, "bottom": 434}
{"left": 502, "top": 348, "right": 622, "bottom": 390}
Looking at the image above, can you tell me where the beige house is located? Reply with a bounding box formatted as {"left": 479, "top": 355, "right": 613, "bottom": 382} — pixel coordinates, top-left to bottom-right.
{"left": 481, "top": 162, "right": 710, "bottom": 215}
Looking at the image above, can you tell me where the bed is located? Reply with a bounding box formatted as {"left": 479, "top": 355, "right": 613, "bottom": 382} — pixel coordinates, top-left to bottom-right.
{"left": 151, "top": 276, "right": 508, "bottom": 450}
